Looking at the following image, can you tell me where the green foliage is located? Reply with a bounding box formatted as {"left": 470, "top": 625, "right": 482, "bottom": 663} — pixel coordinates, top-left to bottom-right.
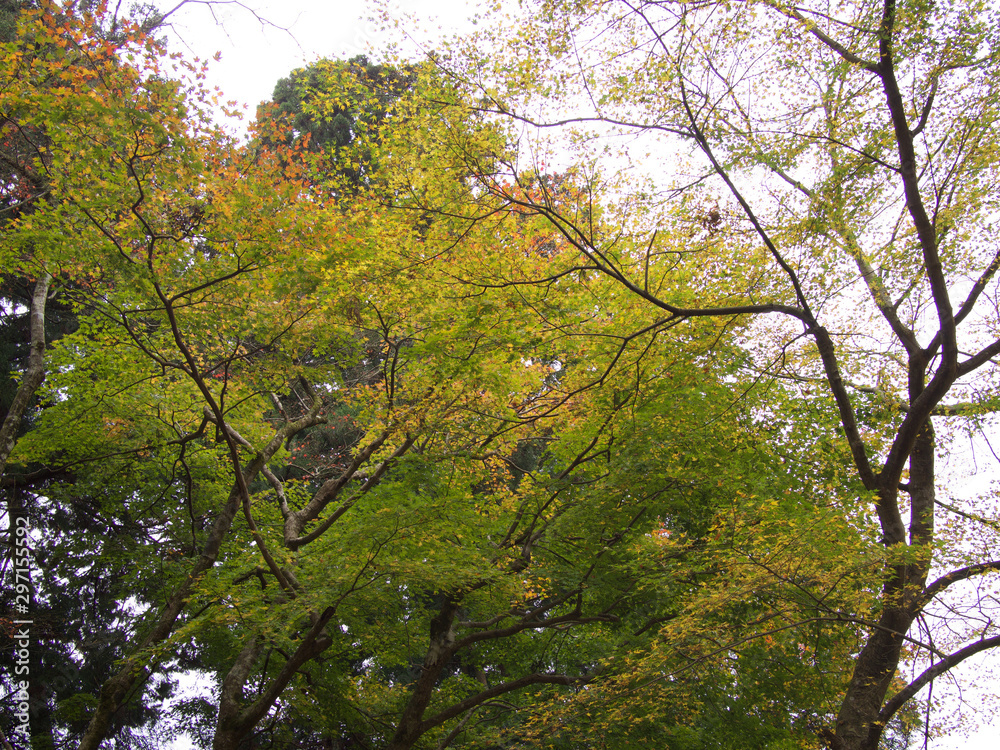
{"left": 2, "top": 2, "right": 997, "bottom": 750}
{"left": 265, "top": 55, "right": 415, "bottom": 191}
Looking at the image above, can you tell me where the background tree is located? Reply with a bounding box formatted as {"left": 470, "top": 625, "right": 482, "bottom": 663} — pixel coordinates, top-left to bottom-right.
{"left": 0, "top": 2, "right": 220, "bottom": 745}
{"left": 264, "top": 55, "right": 415, "bottom": 191}
{"left": 1, "top": 3, "right": 337, "bottom": 746}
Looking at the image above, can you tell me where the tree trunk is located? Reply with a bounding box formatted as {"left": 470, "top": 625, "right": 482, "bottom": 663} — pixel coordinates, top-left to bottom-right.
{"left": 834, "top": 603, "right": 914, "bottom": 750}
{"left": 834, "top": 422, "right": 937, "bottom": 750}
{"left": 213, "top": 636, "right": 265, "bottom": 750}
{"left": 0, "top": 273, "right": 50, "bottom": 477}
{"left": 387, "top": 594, "right": 462, "bottom": 750}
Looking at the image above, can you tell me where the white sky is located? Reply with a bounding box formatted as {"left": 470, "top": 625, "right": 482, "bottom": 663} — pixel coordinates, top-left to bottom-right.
{"left": 148, "top": 2, "right": 997, "bottom": 748}
{"left": 156, "top": 0, "right": 475, "bottom": 120}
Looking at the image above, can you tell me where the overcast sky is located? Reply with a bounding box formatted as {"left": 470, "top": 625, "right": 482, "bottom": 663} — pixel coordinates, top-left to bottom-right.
{"left": 155, "top": 0, "right": 474, "bottom": 120}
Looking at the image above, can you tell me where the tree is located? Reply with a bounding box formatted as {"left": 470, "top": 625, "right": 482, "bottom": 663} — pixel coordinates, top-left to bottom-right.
{"left": 410, "top": 0, "right": 1000, "bottom": 747}
{"left": 1, "top": 0, "right": 188, "bottom": 475}
{"left": 13, "top": 1, "right": 990, "bottom": 748}
{"left": 0, "top": 3, "right": 226, "bottom": 745}
{"left": 0, "top": 2, "right": 347, "bottom": 746}
{"left": 1, "top": 9, "right": 803, "bottom": 746}
{"left": 265, "top": 55, "right": 415, "bottom": 191}
{"left": 177, "top": 94, "right": 782, "bottom": 749}
{"left": 0, "top": 7, "right": 684, "bottom": 749}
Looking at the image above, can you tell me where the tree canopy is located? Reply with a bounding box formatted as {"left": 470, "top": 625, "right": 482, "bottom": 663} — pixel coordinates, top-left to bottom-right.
{"left": 1, "top": 2, "right": 999, "bottom": 750}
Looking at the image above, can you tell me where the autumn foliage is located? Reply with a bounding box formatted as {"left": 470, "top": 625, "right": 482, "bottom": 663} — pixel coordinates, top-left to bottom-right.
{"left": 1, "top": 2, "right": 999, "bottom": 750}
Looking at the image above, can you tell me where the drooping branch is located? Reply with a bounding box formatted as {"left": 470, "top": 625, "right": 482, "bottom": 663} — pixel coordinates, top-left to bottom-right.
{"left": 492, "top": 187, "right": 809, "bottom": 324}
{"left": 672, "top": 37, "right": 814, "bottom": 319}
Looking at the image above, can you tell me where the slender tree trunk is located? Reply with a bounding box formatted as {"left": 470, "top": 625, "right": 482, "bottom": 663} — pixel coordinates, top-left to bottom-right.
{"left": 1, "top": 276, "right": 54, "bottom": 748}
{"left": 0, "top": 273, "right": 50, "bottom": 477}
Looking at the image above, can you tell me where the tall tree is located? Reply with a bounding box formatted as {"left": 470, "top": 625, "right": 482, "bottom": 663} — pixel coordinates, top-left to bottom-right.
{"left": 0, "top": 8, "right": 663, "bottom": 749}
{"left": 408, "top": 0, "right": 1000, "bottom": 747}
{"left": 10, "top": 2, "right": 979, "bottom": 748}
{"left": 0, "top": 3, "right": 209, "bottom": 745}
{"left": 1, "top": 14, "right": 787, "bottom": 745}
{"left": 1, "top": 2, "right": 343, "bottom": 746}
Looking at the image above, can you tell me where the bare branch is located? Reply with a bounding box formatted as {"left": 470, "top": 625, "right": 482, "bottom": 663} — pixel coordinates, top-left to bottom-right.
{"left": 879, "top": 634, "right": 1000, "bottom": 729}
{"left": 922, "top": 560, "right": 1000, "bottom": 604}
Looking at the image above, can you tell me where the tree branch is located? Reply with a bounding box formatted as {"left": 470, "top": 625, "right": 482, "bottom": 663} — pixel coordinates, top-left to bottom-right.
{"left": 922, "top": 560, "right": 1000, "bottom": 605}
{"left": 878, "top": 633, "right": 1000, "bottom": 729}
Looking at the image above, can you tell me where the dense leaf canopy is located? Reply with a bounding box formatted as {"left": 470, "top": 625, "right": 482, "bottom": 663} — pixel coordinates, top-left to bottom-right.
{"left": 0, "top": 2, "right": 998, "bottom": 750}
